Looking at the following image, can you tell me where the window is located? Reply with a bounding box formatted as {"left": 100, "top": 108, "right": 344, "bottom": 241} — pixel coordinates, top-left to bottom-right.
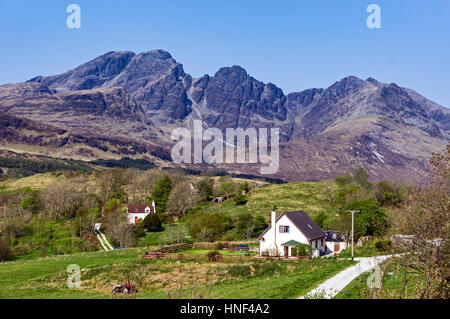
{"left": 279, "top": 226, "right": 290, "bottom": 233}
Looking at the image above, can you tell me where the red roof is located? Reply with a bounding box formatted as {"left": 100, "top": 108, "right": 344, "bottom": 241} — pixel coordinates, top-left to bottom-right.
{"left": 125, "top": 204, "right": 155, "bottom": 214}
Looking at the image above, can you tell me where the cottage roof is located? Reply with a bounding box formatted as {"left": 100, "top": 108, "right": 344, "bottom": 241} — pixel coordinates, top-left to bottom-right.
{"left": 324, "top": 230, "right": 344, "bottom": 242}
{"left": 125, "top": 204, "right": 155, "bottom": 214}
{"left": 281, "top": 240, "right": 301, "bottom": 246}
{"left": 258, "top": 210, "right": 325, "bottom": 241}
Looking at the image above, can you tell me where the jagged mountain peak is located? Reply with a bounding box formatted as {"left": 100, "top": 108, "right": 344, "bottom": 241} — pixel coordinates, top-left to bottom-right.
{"left": 27, "top": 51, "right": 136, "bottom": 92}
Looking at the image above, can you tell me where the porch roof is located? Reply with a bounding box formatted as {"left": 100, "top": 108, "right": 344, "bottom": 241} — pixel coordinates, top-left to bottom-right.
{"left": 281, "top": 240, "right": 301, "bottom": 246}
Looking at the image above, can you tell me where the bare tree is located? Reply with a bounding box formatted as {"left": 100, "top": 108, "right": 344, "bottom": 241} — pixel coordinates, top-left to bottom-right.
{"left": 126, "top": 169, "right": 164, "bottom": 203}
{"left": 167, "top": 181, "right": 199, "bottom": 220}
{"left": 96, "top": 168, "right": 128, "bottom": 203}
{"left": 40, "top": 180, "right": 82, "bottom": 219}
{"left": 391, "top": 144, "right": 449, "bottom": 299}
{"left": 102, "top": 201, "right": 135, "bottom": 247}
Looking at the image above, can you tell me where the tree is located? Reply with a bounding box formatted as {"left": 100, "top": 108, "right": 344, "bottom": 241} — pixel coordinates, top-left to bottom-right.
{"left": 127, "top": 169, "right": 164, "bottom": 203}
{"left": 149, "top": 175, "right": 173, "bottom": 214}
{"left": 167, "top": 181, "right": 198, "bottom": 219}
{"left": 374, "top": 180, "right": 404, "bottom": 207}
{"left": 233, "top": 194, "right": 247, "bottom": 205}
{"left": 391, "top": 144, "right": 449, "bottom": 299}
{"left": 0, "top": 236, "right": 10, "bottom": 261}
{"left": 186, "top": 212, "right": 233, "bottom": 242}
{"left": 253, "top": 216, "right": 268, "bottom": 237}
{"left": 102, "top": 199, "right": 135, "bottom": 247}
{"left": 344, "top": 200, "right": 389, "bottom": 238}
{"left": 143, "top": 213, "right": 164, "bottom": 232}
{"left": 40, "top": 180, "right": 82, "bottom": 219}
{"left": 314, "top": 211, "right": 327, "bottom": 229}
{"left": 97, "top": 168, "right": 127, "bottom": 203}
{"left": 236, "top": 212, "right": 254, "bottom": 239}
{"left": 20, "top": 195, "right": 39, "bottom": 214}
{"left": 335, "top": 175, "right": 353, "bottom": 187}
{"left": 293, "top": 243, "right": 313, "bottom": 257}
{"left": 196, "top": 177, "right": 214, "bottom": 202}
{"left": 353, "top": 167, "right": 372, "bottom": 190}
{"left": 216, "top": 181, "right": 236, "bottom": 200}
{"left": 238, "top": 181, "right": 250, "bottom": 194}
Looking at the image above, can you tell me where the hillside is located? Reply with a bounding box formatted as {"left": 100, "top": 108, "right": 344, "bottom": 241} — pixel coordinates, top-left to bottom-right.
{"left": 0, "top": 50, "right": 448, "bottom": 182}
{"left": 192, "top": 181, "right": 336, "bottom": 221}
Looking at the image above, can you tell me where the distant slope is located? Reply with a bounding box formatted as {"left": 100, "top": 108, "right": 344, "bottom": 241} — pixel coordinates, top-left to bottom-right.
{"left": 192, "top": 181, "right": 336, "bottom": 222}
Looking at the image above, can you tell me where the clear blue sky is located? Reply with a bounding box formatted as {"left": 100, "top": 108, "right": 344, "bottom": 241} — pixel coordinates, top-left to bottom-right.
{"left": 1, "top": 0, "right": 449, "bottom": 107}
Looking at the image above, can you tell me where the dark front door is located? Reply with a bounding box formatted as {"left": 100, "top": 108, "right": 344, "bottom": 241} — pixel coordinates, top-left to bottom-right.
{"left": 284, "top": 246, "right": 289, "bottom": 256}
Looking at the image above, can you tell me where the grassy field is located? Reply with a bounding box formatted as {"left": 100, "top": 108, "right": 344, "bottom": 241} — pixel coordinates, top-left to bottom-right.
{"left": 177, "top": 249, "right": 258, "bottom": 256}
{"left": 335, "top": 259, "right": 424, "bottom": 299}
{"left": 0, "top": 248, "right": 355, "bottom": 299}
{"left": 192, "top": 181, "right": 336, "bottom": 221}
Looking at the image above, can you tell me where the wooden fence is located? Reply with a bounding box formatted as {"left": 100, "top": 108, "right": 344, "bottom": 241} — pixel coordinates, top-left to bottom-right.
{"left": 152, "top": 243, "right": 194, "bottom": 253}
{"left": 142, "top": 251, "right": 310, "bottom": 262}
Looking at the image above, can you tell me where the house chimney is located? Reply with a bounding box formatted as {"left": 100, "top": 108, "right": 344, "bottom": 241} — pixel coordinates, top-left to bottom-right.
{"left": 152, "top": 200, "right": 156, "bottom": 213}
{"left": 271, "top": 211, "right": 277, "bottom": 254}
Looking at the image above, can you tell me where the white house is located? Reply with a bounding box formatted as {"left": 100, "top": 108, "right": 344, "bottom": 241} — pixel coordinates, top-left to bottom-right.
{"left": 324, "top": 230, "right": 347, "bottom": 254}
{"left": 258, "top": 211, "right": 326, "bottom": 257}
{"left": 124, "top": 201, "right": 156, "bottom": 225}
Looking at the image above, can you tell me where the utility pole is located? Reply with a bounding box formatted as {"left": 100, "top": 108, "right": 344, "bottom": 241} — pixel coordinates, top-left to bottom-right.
{"left": 346, "top": 210, "right": 360, "bottom": 261}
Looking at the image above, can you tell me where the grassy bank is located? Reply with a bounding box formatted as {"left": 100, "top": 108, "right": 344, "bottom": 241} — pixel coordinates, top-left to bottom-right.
{"left": 0, "top": 249, "right": 354, "bottom": 299}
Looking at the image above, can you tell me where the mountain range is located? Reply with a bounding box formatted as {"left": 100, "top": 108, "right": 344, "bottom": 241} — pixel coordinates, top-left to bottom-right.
{"left": 0, "top": 50, "right": 448, "bottom": 182}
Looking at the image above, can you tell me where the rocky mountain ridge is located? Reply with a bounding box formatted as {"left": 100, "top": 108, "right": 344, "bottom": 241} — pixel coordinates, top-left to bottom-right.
{"left": 0, "top": 49, "right": 448, "bottom": 182}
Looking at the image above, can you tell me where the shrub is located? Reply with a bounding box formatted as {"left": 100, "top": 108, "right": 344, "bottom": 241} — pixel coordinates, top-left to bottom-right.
{"left": 144, "top": 214, "right": 164, "bottom": 232}
{"left": 374, "top": 180, "right": 404, "bottom": 207}
{"left": 253, "top": 216, "right": 268, "bottom": 237}
{"left": 0, "top": 236, "right": 10, "bottom": 261}
{"left": 374, "top": 238, "right": 392, "bottom": 251}
{"left": 236, "top": 212, "right": 254, "bottom": 239}
{"left": 196, "top": 177, "right": 214, "bottom": 202}
{"left": 206, "top": 250, "right": 221, "bottom": 261}
{"left": 292, "top": 243, "right": 312, "bottom": 257}
{"left": 186, "top": 212, "right": 233, "bottom": 242}
{"left": 228, "top": 265, "right": 251, "bottom": 277}
{"left": 134, "top": 220, "right": 146, "bottom": 238}
{"left": 233, "top": 194, "right": 248, "bottom": 205}
{"left": 215, "top": 242, "right": 224, "bottom": 250}
{"left": 313, "top": 212, "right": 327, "bottom": 229}
{"left": 238, "top": 181, "right": 250, "bottom": 194}
{"left": 20, "top": 195, "right": 39, "bottom": 214}
{"left": 344, "top": 200, "right": 390, "bottom": 237}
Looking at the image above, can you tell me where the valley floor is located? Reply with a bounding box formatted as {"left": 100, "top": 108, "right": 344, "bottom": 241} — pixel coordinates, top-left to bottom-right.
{"left": 0, "top": 249, "right": 355, "bottom": 299}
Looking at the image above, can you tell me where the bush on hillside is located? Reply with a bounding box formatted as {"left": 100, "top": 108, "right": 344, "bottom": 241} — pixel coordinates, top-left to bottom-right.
{"left": 344, "top": 200, "right": 390, "bottom": 238}
{"left": 143, "top": 213, "right": 164, "bottom": 232}
{"left": 233, "top": 194, "right": 248, "bottom": 205}
{"left": 206, "top": 250, "right": 221, "bottom": 261}
{"left": 186, "top": 212, "right": 233, "bottom": 242}
{"left": 228, "top": 265, "right": 251, "bottom": 277}
{"left": 374, "top": 238, "right": 392, "bottom": 251}
{"left": 0, "top": 236, "right": 10, "bottom": 261}
{"left": 292, "top": 243, "right": 312, "bottom": 257}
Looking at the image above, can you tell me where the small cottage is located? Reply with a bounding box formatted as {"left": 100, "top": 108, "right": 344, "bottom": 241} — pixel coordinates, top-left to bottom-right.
{"left": 258, "top": 211, "right": 326, "bottom": 257}
{"left": 324, "top": 230, "right": 347, "bottom": 254}
{"left": 124, "top": 201, "right": 156, "bottom": 225}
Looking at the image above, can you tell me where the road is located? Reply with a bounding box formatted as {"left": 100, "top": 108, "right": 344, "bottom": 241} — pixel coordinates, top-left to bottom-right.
{"left": 298, "top": 255, "right": 394, "bottom": 299}
{"left": 94, "top": 223, "right": 114, "bottom": 251}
